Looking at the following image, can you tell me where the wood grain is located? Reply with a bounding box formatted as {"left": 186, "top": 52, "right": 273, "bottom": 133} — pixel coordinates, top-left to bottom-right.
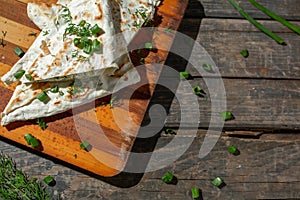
{"left": 0, "top": 0, "right": 189, "bottom": 177}
{"left": 2, "top": 131, "right": 300, "bottom": 199}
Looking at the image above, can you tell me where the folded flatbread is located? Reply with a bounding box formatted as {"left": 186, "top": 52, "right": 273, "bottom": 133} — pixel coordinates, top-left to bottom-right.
{"left": 1, "top": 0, "right": 160, "bottom": 125}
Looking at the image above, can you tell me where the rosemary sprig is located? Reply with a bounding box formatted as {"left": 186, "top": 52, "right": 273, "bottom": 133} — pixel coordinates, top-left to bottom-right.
{"left": 0, "top": 153, "right": 52, "bottom": 200}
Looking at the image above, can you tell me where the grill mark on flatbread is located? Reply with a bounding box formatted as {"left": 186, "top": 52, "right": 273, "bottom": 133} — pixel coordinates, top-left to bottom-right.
{"left": 54, "top": 100, "right": 61, "bottom": 105}
{"left": 51, "top": 39, "right": 72, "bottom": 68}
{"left": 95, "top": 3, "right": 103, "bottom": 20}
{"left": 40, "top": 40, "right": 51, "bottom": 55}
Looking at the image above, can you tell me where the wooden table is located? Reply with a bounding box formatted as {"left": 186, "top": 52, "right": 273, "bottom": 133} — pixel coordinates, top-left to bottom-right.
{"left": 1, "top": 0, "right": 300, "bottom": 199}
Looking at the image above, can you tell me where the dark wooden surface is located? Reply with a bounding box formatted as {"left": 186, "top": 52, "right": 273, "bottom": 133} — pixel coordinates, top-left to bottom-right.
{"left": 1, "top": 0, "right": 300, "bottom": 199}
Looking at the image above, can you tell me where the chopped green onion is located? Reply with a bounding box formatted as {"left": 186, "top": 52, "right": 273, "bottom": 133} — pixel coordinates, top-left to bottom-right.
{"left": 78, "top": 20, "right": 86, "bottom": 27}
{"left": 228, "top": 0, "right": 285, "bottom": 45}
{"left": 212, "top": 176, "right": 224, "bottom": 187}
{"left": 240, "top": 49, "right": 249, "bottom": 58}
{"left": 249, "top": 0, "right": 300, "bottom": 35}
{"left": 80, "top": 141, "right": 90, "bottom": 150}
{"left": 191, "top": 187, "right": 200, "bottom": 199}
{"left": 144, "top": 42, "right": 153, "bottom": 50}
{"left": 37, "top": 118, "right": 48, "bottom": 130}
{"left": 83, "top": 44, "right": 92, "bottom": 54}
{"left": 92, "top": 39, "right": 101, "bottom": 52}
{"left": 43, "top": 175, "right": 55, "bottom": 185}
{"left": 228, "top": 145, "right": 237, "bottom": 154}
{"left": 50, "top": 85, "right": 59, "bottom": 93}
{"left": 202, "top": 63, "right": 214, "bottom": 73}
{"left": 179, "top": 72, "right": 190, "bottom": 80}
{"left": 24, "top": 134, "right": 34, "bottom": 145}
{"left": 24, "top": 134, "right": 40, "bottom": 148}
{"left": 59, "top": 91, "right": 64, "bottom": 96}
{"left": 13, "top": 70, "right": 25, "bottom": 79}
{"left": 193, "top": 86, "right": 203, "bottom": 95}
{"left": 221, "top": 111, "right": 234, "bottom": 121}
{"left": 74, "top": 38, "right": 82, "bottom": 48}
{"left": 161, "top": 171, "right": 174, "bottom": 184}
{"left": 165, "top": 128, "right": 176, "bottom": 134}
{"left": 91, "top": 24, "right": 105, "bottom": 36}
{"left": 109, "top": 96, "right": 116, "bottom": 108}
{"left": 14, "top": 47, "right": 25, "bottom": 57}
{"left": 25, "top": 74, "right": 33, "bottom": 81}
{"left": 36, "top": 91, "right": 50, "bottom": 102}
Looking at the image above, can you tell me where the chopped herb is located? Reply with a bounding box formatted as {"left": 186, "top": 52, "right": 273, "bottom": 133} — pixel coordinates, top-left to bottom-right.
{"left": 161, "top": 172, "right": 174, "bottom": 184}
{"left": 92, "top": 39, "right": 101, "bottom": 52}
{"left": 212, "top": 176, "right": 225, "bottom": 188}
{"left": 25, "top": 74, "right": 33, "bottom": 81}
{"left": 165, "top": 128, "right": 176, "bottom": 135}
{"left": 42, "top": 30, "right": 50, "bottom": 36}
{"left": 78, "top": 20, "right": 86, "bottom": 27}
{"left": 80, "top": 141, "right": 90, "bottom": 150}
{"left": 50, "top": 85, "right": 59, "bottom": 93}
{"left": 14, "top": 47, "right": 25, "bottom": 57}
{"left": 202, "top": 63, "right": 214, "bottom": 73}
{"left": 37, "top": 91, "right": 50, "bottom": 102}
{"left": 240, "top": 49, "right": 249, "bottom": 58}
{"left": 91, "top": 24, "right": 105, "bottom": 36}
{"left": 59, "top": 91, "right": 64, "bottom": 96}
{"left": 109, "top": 97, "right": 116, "bottom": 108}
{"left": 228, "top": 145, "right": 240, "bottom": 156}
{"left": 144, "top": 42, "right": 153, "bottom": 50}
{"left": 179, "top": 71, "right": 190, "bottom": 80}
{"left": 24, "top": 134, "right": 40, "bottom": 148}
{"left": 37, "top": 118, "right": 48, "bottom": 130}
{"left": 0, "top": 31, "right": 7, "bottom": 47}
{"left": 61, "top": 5, "right": 72, "bottom": 23}
{"left": 0, "top": 153, "right": 52, "bottom": 200}
{"left": 221, "top": 111, "right": 234, "bottom": 121}
{"left": 193, "top": 86, "right": 203, "bottom": 95}
{"left": 13, "top": 70, "right": 25, "bottom": 79}
{"left": 28, "top": 32, "right": 37, "bottom": 37}
{"left": 43, "top": 176, "right": 55, "bottom": 185}
{"left": 191, "top": 187, "right": 200, "bottom": 199}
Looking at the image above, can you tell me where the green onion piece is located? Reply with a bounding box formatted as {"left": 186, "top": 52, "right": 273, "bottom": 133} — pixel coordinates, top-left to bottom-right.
{"left": 202, "top": 63, "right": 213, "bottom": 73}
{"left": 78, "top": 20, "right": 86, "bottom": 27}
{"left": 179, "top": 72, "right": 190, "bottom": 80}
{"left": 249, "top": 0, "right": 300, "bottom": 35}
{"left": 144, "top": 42, "right": 153, "bottom": 50}
{"left": 24, "top": 134, "right": 34, "bottom": 145}
{"left": 59, "top": 91, "right": 64, "bottom": 96}
{"left": 36, "top": 91, "right": 49, "bottom": 102}
{"left": 37, "top": 118, "right": 48, "bottom": 130}
{"left": 191, "top": 187, "right": 200, "bottom": 199}
{"left": 74, "top": 38, "right": 82, "bottom": 48}
{"left": 92, "top": 39, "right": 101, "bottom": 52}
{"left": 228, "top": 0, "right": 285, "bottom": 45}
{"left": 240, "top": 49, "right": 249, "bottom": 58}
{"left": 165, "top": 128, "right": 176, "bottom": 134}
{"left": 50, "top": 85, "right": 59, "bottom": 93}
{"left": 91, "top": 24, "right": 105, "bottom": 36}
{"left": 228, "top": 145, "right": 238, "bottom": 154}
{"left": 83, "top": 44, "right": 92, "bottom": 54}
{"left": 43, "top": 175, "right": 54, "bottom": 185}
{"left": 80, "top": 141, "right": 90, "bottom": 150}
{"left": 193, "top": 86, "right": 202, "bottom": 95}
{"left": 14, "top": 47, "right": 25, "bottom": 57}
{"left": 13, "top": 70, "right": 25, "bottom": 79}
{"left": 212, "top": 176, "right": 224, "bottom": 187}
{"left": 25, "top": 74, "right": 33, "bottom": 81}
{"left": 161, "top": 171, "right": 174, "bottom": 183}
{"left": 221, "top": 111, "right": 234, "bottom": 121}
{"left": 24, "top": 134, "right": 40, "bottom": 147}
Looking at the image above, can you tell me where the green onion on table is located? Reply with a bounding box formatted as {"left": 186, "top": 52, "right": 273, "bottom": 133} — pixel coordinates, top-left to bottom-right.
{"left": 249, "top": 0, "right": 300, "bottom": 35}
{"left": 228, "top": 0, "right": 285, "bottom": 45}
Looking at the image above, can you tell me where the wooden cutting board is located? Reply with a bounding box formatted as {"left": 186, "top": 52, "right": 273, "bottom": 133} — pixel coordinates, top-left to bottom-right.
{"left": 0, "top": 0, "right": 188, "bottom": 177}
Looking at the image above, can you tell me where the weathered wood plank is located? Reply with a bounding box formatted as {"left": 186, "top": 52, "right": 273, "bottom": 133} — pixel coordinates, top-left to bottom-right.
{"left": 177, "top": 18, "right": 300, "bottom": 79}
{"left": 163, "top": 78, "right": 300, "bottom": 130}
{"left": 186, "top": 0, "right": 300, "bottom": 20}
{"left": 1, "top": 132, "right": 300, "bottom": 199}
